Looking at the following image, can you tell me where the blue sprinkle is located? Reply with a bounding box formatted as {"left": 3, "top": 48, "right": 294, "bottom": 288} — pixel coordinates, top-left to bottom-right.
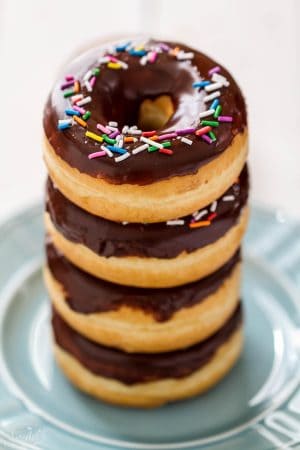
{"left": 210, "top": 99, "right": 219, "bottom": 111}
{"left": 115, "top": 41, "right": 131, "bottom": 52}
{"left": 65, "top": 108, "right": 80, "bottom": 117}
{"left": 106, "top": 145, "right": 127, "bottom": 155}
{"left": 192, "top": 80, "right": 211, "bottom": 88}
{"left": 128, "top": 49, "right": 147, "bottom": 57}
{"left": 57, "top": 123, "right": 72, "bottom": 130}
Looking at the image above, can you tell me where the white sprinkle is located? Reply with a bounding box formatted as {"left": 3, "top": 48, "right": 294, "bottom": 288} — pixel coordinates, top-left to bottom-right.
{"left": 76, "top": 96, "right": 92, "bottom": 106}
{"left": 59, "top": 119, "right": 72, "bottom": 125}
{"left": 212, "top": 73, "right": 230, "bottom": 87}
{"left": 115, "top": 152, "right": 131, "bottom": 163}
{"left": 116, "top": 137, "right": 124, "bottom": 147}
{"left": 107, "top": 125, "right": 118, "bottom": 132}
{"left": 223, "top": 195, "right": 235, "bottom": 202}
{"left": 101, "top": 145, "right": 113, "bottom": 158}
{"left": 204, "top": 82, "right": 223, "bottom": 92}
{"left": 204, "top": 91, "right": 221, "bottom": 103}
{"left": 194, "top": 209, "right": 208, "bottom": 221}
{"left": 140, "top": 54, "right": 149, "bottom": 65}
{"left": 109, "top": 121, "right": 118, "bottom": 127}
{"left": 98, "top": 56, "right": 110, "bottom": 64}
{"left": 210, "top": 201, "right": 218, "bottom": 212}
{"left": 122, "top": 221, "right": 129, "bottom": 225}
{"left": 122, "top": 125, "right": 129, "bottom": 134}
{"left": 177, "top": 51, "right": 194, "bottom": 60}
{"left": 71, "top": 94, "right": 83, "bottom": 104}
{"left": 130, "top": 129, "right": 142, "bottom": 135}
{"left": 181, "top": 137, "right": 193, "bottom": 145}
{"left": 140, "top": 136, "right": 163, "bottom": 149}
{"left": 85, "top": 80, "right": 92, "bottom": 92}
{"left": 167, "top": 220, "right": 185, "bottom": 226}
{"left": 199, "top": 109, "right": 215, "bottom": 118}
{"left": 132, "top": 143, "right": 148, "bottom": 154}
{"left": 83, "top": 70, "right": 92, "bottom": 81}
{"left": 119, "top": 61, "right": 128, "bottom": 70}
{"left": 130, "top": 125, "right": 138, "bottom": 130}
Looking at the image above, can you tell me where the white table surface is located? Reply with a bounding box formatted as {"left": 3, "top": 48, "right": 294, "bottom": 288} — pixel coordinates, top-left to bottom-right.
{"left": 0, "top": 0, "right": 299, "bottom": 224}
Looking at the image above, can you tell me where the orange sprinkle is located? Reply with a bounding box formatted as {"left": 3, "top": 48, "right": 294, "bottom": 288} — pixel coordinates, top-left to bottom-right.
{"left": 74, "top": 81, "right": 80, "bottom": 93}
{"left": 170, "top": 46, "right": 180, "bottom": 56}
{"left": 189, "top": 220, "right": 211, "bottom": 229}
{"left": 73, "top": 115, "right": 87, "bottom": 128}
{"left": 150, "top": 135, "right": 159, "bottom": 141}
{"left": 124, "top": 137, "right": 135, "bottom": 143}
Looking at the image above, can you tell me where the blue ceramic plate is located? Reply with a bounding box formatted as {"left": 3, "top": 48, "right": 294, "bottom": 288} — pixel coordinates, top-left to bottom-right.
{"left": 0, "top": 205, "right": 300, "bottom": 450}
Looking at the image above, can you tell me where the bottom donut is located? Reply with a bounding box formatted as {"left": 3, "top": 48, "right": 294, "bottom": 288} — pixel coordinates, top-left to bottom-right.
{"left": 52, "top": 305, "right": 243, "bottom": 408}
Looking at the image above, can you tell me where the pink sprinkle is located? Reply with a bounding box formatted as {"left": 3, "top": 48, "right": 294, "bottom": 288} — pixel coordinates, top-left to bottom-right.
{"left": 73, "top": 105, "right": 86, "bottom": 115}
{"left": 65, "top": 75, "right": 74, "bottom": 81}
{"left": 158, "top": 133, "right": 177, "bottom": 141}
{"left": 201, "top": 134, "right": 213, "bottom": 144}
{"left": 97, "top": 123, "right": 110, "bottom": 134}
{"left": 90, "top": 76, "right": 96, "bottom": 88}
{"left": 88, "top": 151, "right": 106, "bottom": 159}
{"left": 208, "top": 66, "right": 221, "bottom": 76}
{"left": 61, "top": 80, "right": 74, "bottom": 90}
{"left": 149, "top": 51, "right": 158, "bottom": 63}
{"left": 218, "top": 116, "right": 233, "bottom": 123}
{"left": 109, "top": 130, "right": 120, "bottom": 139}
{"left": 108, "top": 55, "right": 118, "bottom": 63}
{"left": 176, "top": 128, "right": 196, "bottom": 136}
{"left": 159, "top": 43, "right": 170, "bottom": 52}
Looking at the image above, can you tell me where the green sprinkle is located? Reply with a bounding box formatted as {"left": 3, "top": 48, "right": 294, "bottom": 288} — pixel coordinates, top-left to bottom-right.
{"left": 148, "top": 145, "right": 159, "bottom": 152}
{"left": 208, "top": 131, "right": 217, "bottom": 142}
{"left": 201, "top": 120, "right": 219, "bottom": 127}
{"left": 214, "top": 105, "right": 222, "bottom": 118}
{"left": 92, "top": 67, "right": 100, "bottom": 76}
{"left": 161, "top": 141, "right": 171, "bottom": 148}
{"left": 63, "top": 89, "right": 75, "bottom": 98}
{"left": 148, "top": 141, "right": 171, "bottom": 152}
{"left": 83, "top": 111, "right": 91, "bottom": 121}
{"left": 102, "top": 134, "right": 117, "bottom": 145}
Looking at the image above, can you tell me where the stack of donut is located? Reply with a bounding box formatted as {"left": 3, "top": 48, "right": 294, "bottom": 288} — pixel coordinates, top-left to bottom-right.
{"left": 43, "top": 38, "right": 249, "bottom": 407}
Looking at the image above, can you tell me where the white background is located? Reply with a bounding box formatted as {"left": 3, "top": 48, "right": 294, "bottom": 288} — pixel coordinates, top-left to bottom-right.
{"left": 0, "top": 0, "right": 299, "bottom": 223}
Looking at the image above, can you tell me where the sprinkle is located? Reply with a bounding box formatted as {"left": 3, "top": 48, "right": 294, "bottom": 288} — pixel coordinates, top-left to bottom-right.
{"left": 85, "top": 80, "right": 92, "bottom": 92}
{"left": 116, "top": 136, "right": 124, "bottom": 147}
{"left": 71, "top": 94, "right": 83, "bottom": 104}
{"left": 85, "top": 131, "right": 103, "bottom": 143}
{"left": 73, "top": 115, "right": 87, "bottom": 128}
{"left": 223, "top": 195, "right": 235, "bottom": 202}
{"left": 74, "top": 81, "right": 80, "bottom": 93}
{"left": 58, "top": 122, "right": 71, "bottom": 130}
{"left": 106, "top": 145, "right": 127, "bottom": 154}
{"left": 98, "top": 56, "right": 110, "bottom": 64}
{"left": 65, "top": 108, "right": 80, "bottom": 117}
{"left": 201, "top": 134, "right": 213, "bottom": 144}
{"left": 122, "top": 221, "right": 129, "bottom": 225}
{"left": 176, "top": 127, "right": 196, "bottom": 136}
{"left": 63, "top": 89, "right": 75, "bottom": 98}
{"left": 177, "top": 51, "right": 194, "bottom": 60}
{"left": 208, "top": 212, "right": 217, "bottom": 221}
{"left": 157, "top": 133, "right": 177, "bottom": 141}
{"left": 204, "top": 91, "right": 221, "bottom": 103}
{"left": 218, "top": 115, "right": 233, "bottom": 123}
{"left": 210, "top": 99, "right": 219, "bottom": 111}
{"left": 124, "top": 136, "right": 136, "bottom": 143}
{"left": 159, "top": 43, "right": 170, "bottom": 52}
{"left": 140, "top": 55, "right": 149, "bottom": 66}
{"left": 92, "top": 68, "right": 100, "bottom": 76}
{"left": 208, "top": 66, "right": 221, "bottom": 76}
{"left": 192, "top": 80, "right": 210, "bottom": 89}
{"left": 140, "top": 136, "right": 163, "bottom": 149}
{"left": 208, "top": 131, "right": 217, "bottom": 142}
{"left": 214, "top": 105, "right": 222, "bottom": 118}
{"left": 204, "top": 82, "right": 223, "bottom": 92}
{"left": 82, "top": 111, "right": 91, "bottom": 121}
{"left": 189, "top": 220, "right": 211, "bottom": 228}
{"left": 142, "top": 130, "right": 157, "bottom": 137}
{"left": 109, "top": 121, "right": 118, "bottom": 127}
{"left": 195, "top": 126, "right": 212, "bottom": 136}
{"left": 107, "top": 62, "right": 122, "bottom": 69}
{"left": 129, "top": 49, "right": 147, "bottom": 57}
{"left": 201, "top": 120, "right": 219, "bottom": 127}
{"left": 132, "top": 143, "right": 148, "bottom": 154}
{"left": 167, "top": 220, "right": 185, "bottom": 226}
{"left": 194, "top": 209, "right": 208, "bottom": 221}
{"left": 109, "top": 130, "right": 120, "bottom": 139}
{"left": 122, "top": 125, "right": 129, "bottom": 134}
{"left": 181, "top": 137, "right": 193, "bottom": 145}
{"left": 97, "top": 123, "right": 110, "bottom": 134}
{"left": 73, "top": 105, "right": 86, "bottom": 115}
{"left": 101, "top": 145, "right": 113, "bottom": 157}
{"left": 90, "top": 76, "right": 96, "bottom": 88}
{"left": 199, "top": 109, "right": 215, "bottom": 119}
{"left": 115, "top": 152, "right": 131, "bottom": 162}
{"left": 115, "top": 42, "right": 131, "bottom": 52}
{"left": 61, "top": 80, "right": 74, "bottom": 90}
{"left": 76, "top": 96, "right": 92, "bottom": 107}
{"left": 83, "top": 70, "right": 92, "bottom": 81}
{"left": 58, "top": 119, "right": 72, "bottom": 125}
{"left": 129, "top": 129, "right": 142, "bottom": 135}
{"left": 102, "top": 134, "right": 117, "bottom": 145}
{"left": 65, "top": 75, "right": 74, "bottom": 81}
{"left": 88, "top": 151, "right": 106, "bottom": 159}
{"left": 148, "top": 51, "right": 158, "bottom": 63}
{"left": 212, "top": 73, "right": 230, "bottom": 87}
{"left": 159, "top": 148, "right": 173, "bottom": 155}
{"left": 210, "top": 201, "right": 218, "bottom": 212}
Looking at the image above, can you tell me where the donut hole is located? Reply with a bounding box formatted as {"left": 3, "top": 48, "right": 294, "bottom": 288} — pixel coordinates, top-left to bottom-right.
{"left": 137, "top": 95, "right": 174, "bottom": 131}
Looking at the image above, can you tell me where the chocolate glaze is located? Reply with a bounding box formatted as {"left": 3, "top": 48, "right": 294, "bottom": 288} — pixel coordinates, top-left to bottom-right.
{"left": 46, "top": 242, "right": 240, "bottom": 322}
{"left": 46, "top": 165, "right": 248, "bottom": 259}
{"left": 43, "top": 39, "right": 247, "bottom": 185}
{"left": 52, "top": 304, "right": 242, "bottom": 384}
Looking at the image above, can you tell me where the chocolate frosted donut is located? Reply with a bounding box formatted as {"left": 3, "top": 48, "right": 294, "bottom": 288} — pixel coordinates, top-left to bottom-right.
{"left": 45, "top": 166, "right": 248, "bottom": 287}
{"left": 43, "top": 38, "right": 248, "bottom": 222}
{"left": 52, "top": 305, "right": 243, "bottom": 406}
{"left": 45, "top": 242, "right": 241, "bottom": 352}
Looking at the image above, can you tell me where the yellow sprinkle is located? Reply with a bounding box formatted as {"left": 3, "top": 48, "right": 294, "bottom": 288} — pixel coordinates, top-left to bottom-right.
{"left": 85, "top": 131, "right": 103, "bottom": 142}
{"left": 73, "top": 115, "right": 87, "bottom": 128}
{"left": 107, "top": 62, "right": 122, "bottom": 69}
